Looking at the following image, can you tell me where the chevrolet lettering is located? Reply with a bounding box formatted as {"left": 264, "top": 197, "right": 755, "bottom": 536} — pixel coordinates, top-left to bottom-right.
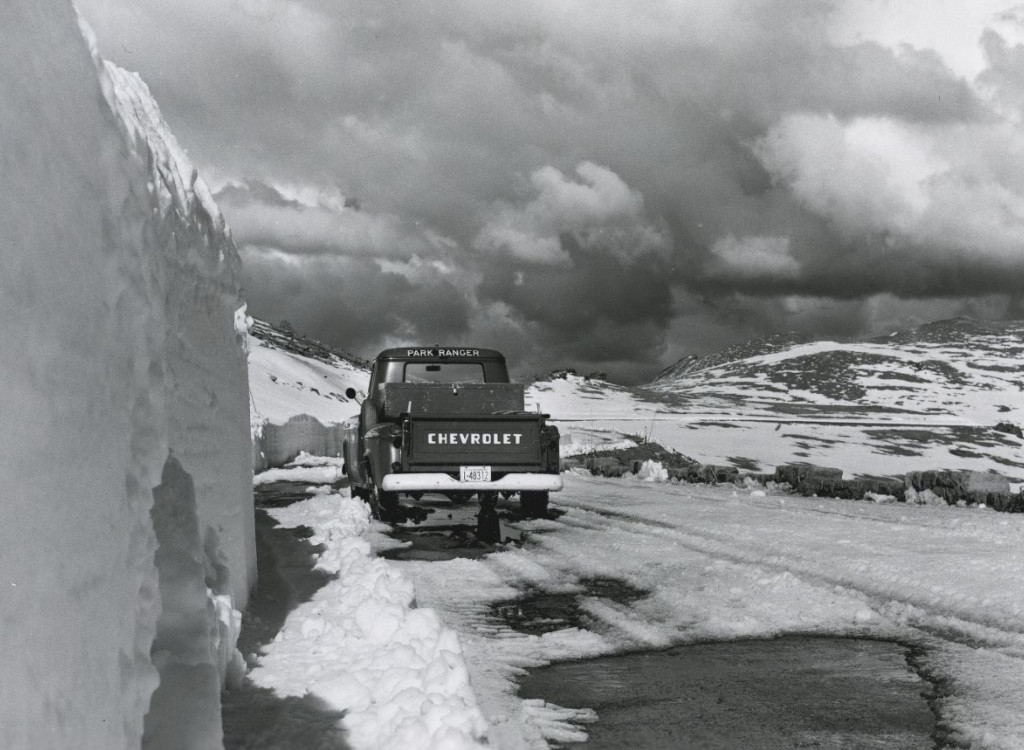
{"left": 428, "top": 432, "right": 523, "bottom": 445}
{"left": 342, "top": 346, "right": 562, "bottom": 537}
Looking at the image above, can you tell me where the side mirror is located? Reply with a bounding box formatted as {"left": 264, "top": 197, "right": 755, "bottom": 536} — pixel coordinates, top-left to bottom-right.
{"left": 345, "top": 387, "right": 362, "bottom": 404}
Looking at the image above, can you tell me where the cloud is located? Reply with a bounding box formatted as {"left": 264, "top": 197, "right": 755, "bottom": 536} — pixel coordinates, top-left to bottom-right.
{"left": 216, "top": 180, "right": 456, "bottom": 260}
{"left": 239, "top": 248, "right": 476, "bottom": 351}
{"left": 77, "top": 0, "right": 1024, "bottom": 382}
{"left": 754, "top": 113, "right": 1024, "bottom": 268}
{"left": 707, "top": 235, "right": 801, "bottom": 280}
{"left": 473, "top": 162, "right": 670, "bottom": 266}
{"left": 753, "top": 114, "right": 942, "bottom": 237}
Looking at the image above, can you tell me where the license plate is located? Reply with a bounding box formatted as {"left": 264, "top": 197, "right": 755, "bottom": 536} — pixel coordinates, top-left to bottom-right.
{"left": 460, "top": 465, "right": 491, "bottom": 482}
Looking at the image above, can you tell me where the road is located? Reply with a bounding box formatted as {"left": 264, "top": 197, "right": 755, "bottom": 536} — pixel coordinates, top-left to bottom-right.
{"left": 390, "top": 473, "right": 1024, "bottom": 749}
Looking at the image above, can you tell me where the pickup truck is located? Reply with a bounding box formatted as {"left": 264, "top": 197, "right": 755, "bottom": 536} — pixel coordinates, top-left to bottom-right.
{"left": 343, "top": 347, "right": 562, "bottom": 535}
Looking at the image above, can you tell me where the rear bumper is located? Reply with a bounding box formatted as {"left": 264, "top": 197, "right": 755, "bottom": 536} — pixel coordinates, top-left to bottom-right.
{"left": 380, "top": 472, "right": 563, "bottom": 492}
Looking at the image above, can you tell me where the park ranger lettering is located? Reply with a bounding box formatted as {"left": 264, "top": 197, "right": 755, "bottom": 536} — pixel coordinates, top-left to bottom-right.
{"left": 405, "top": 348, "right": 481, "bottom": 357}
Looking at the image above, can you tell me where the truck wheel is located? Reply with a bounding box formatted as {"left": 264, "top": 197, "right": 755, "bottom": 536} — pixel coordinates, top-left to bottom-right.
{"left": 371, "top": 488, "right": 401, "bottom": 523}
{"left": 520, "top": 491, "right": 549, "bottom": 519}
{"left": 477, "top": 493, "right": 500, "bottom": 543}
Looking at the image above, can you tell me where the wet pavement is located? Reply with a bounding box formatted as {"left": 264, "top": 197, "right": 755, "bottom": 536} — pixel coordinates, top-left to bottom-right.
{"left": 223, "top": 483, "right": 350, "bottom": 749}
{"left": 381, "top": 524, "right": 497, "bottom": 561}
{"left": 518, "top": 637, "right": 936, "bottom": 749}
{"left": 490, "top": 578, "right": 649, "bottom": 635}
{"left": 241, "top": 480, "right": 938, "bottom": 750}
{"left": 381, "top": 492, "right": 528, "bottom": 559}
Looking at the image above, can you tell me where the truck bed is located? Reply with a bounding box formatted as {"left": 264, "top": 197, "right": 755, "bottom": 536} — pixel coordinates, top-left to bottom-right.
{"left": 381, "top": 382, "right": 525, "bottom": 418}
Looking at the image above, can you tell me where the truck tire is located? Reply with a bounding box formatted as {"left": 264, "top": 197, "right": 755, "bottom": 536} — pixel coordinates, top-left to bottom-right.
{"left": 477, "top": 493, "right": 500, "bottom": 543}
{"left": 520, "top": 490, "right": 549, "bottom": 519}
{"left": 370, "top": 487, "right": 401, "bottom": 522}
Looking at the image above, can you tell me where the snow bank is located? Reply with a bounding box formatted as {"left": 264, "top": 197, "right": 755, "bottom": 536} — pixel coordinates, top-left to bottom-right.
{"left": 103, "top": 48, "right": 254, "bottom": 750}
{"left": 253, "top": 463, "right": 346, "bottom": 487}
{"left": 102, "top": 59, "right": 255, "bottom": 609}
{"left": 250, "top": 491, "right": 489, "bottom": 750}
{"left": 632, "top": 459, "right": 669, "bottom": 482}
{"left": 256, "top": 414, "right": 347, "bottom": 471}
{"left": 0, "top": 4, "right": 252, "bottom": 747}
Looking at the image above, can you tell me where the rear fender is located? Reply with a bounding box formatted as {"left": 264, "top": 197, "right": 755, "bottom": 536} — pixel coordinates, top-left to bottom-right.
{"left": 364, "top": 423, "right": 402, "bottom": 487}
{"left": 341, "top": 417, "right": 367, "bottom": 486}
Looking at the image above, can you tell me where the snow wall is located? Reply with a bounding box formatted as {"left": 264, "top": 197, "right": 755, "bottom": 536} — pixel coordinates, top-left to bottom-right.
{"left": 0, "top": 3, "right": 254, "bottom": 748}
{"left": 254, "top": 415, "right": 346, "bottom": 472}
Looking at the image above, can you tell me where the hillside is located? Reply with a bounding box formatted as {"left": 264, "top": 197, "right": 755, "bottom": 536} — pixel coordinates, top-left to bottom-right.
{"left": 248, "top": 317, "right": 369, "bottom": 431}
{"left": 648, "top": 317, "right": 1024, "bottom": 425}
{"left": 528, "top": 318, "right": 1024, "bottom": 482}
{"left": 247, "top": 318, "right": 369, "bottom": 468}
{"left": 246, "top": 317, "right": 1024, "bottom": 481}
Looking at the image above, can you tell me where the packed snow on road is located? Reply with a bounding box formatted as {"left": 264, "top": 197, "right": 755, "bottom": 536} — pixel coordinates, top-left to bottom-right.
{"left": 245, "top": 461, "right": 1024, "bottom": 750}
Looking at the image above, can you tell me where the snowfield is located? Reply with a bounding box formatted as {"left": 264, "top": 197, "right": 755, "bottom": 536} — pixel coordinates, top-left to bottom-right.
{"left": 248, "top": 466, "right": 1024, "bottom": 749}
{"left": 529, "top": 367, "right": 1024, "bottom": 483}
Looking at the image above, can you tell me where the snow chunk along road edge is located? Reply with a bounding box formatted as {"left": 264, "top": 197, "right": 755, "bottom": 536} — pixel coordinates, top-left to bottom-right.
{"left": 247, "top": 490, "right": 489, "bottom": 750}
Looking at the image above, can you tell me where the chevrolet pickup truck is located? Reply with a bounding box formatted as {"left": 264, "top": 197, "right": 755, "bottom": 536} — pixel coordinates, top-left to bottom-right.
{"left": 343, "top": 347, "right": 562, "bottom": 535}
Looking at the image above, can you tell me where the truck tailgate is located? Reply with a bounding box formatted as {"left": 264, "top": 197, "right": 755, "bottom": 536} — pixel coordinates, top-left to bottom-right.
{"left": 406, "top": 414, "right": 542, "bottom": 467}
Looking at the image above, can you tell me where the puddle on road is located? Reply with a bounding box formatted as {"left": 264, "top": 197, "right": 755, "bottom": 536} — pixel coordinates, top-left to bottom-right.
{"left": 519, "top": 637, "right": 935, "bottom": 750}
{"left": 491, "top": 578, "right": 649, "bottom": 635}
{"left": 254, "top": 480, "right": 339, "bottom": 508}
{"left": 381, "top": 525, "right": 496, "bottom": 561}
{"left": 381, "top": 494, "right": 528, "bottom": 560}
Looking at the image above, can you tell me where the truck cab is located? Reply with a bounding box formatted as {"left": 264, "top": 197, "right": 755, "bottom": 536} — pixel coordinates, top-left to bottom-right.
{"left": 343, "top": 347, "right": 561, "bottom": 529}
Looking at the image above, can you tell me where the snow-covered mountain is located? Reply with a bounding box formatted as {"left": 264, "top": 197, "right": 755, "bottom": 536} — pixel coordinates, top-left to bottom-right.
{"left": 527, "top": 318, "right": 1024, "bottom": 481}
{"left": 649, "top": 317, "right": 1024, "bottom": 425}
{"left": 248, "top": 317, "right": 368, "bottom": 428}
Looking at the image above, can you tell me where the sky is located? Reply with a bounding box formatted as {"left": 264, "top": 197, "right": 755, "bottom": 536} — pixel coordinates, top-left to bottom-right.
{"left": 76, "top": 0, "right": 1024, "bottom": 383}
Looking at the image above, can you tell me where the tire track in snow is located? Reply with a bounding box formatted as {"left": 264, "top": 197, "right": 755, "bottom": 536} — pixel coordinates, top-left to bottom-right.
{"left": 552, "top": 490, "right": 1024, "bottom": 656}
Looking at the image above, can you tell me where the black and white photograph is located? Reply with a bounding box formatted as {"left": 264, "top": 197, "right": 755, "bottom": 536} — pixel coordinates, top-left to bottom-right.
{"left": 3, "top": 1, "right": 1024, "bottom": 748}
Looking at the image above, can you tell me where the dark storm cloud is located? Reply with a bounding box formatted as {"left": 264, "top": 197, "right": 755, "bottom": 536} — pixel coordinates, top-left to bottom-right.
{"left": 77, "top": 0, "right": 1024, "bottom": 380}
{"left": 239, "top": 249, "right": 473, "bottom": 353}
{"left": 479, "top": 244, "right": 673, "bottom": 359}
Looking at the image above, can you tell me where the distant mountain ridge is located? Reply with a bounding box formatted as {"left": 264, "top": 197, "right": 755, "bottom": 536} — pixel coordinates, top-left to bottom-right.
{"left": 523, "top": 317, "right": 1023, "bottom": 480}
{"left": 653, "top": 331, "right": 813, "bottom": 380}
{"left": 646, "top": 317, "right": 1024, "bottom": 425}
{"left": 249, "top": 318, "right": 370, "bottom": 369}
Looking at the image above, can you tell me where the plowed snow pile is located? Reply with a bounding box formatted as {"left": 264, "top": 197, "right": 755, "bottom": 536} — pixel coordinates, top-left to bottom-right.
{"left": 247, "top": 488, "right": 488, "bottom": 750}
